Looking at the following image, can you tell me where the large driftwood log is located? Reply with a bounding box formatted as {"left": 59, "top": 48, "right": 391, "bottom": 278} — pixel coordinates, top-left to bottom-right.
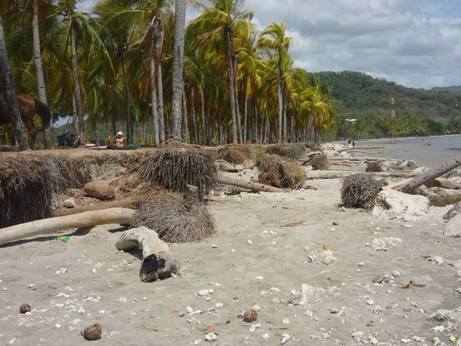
{"left": 217, "top": 175, "right": 283, "bottom": 192}
{"left": 305, "top": 170, "right": 417, "bottom": 180}
{"left": 0, "top": 208, "right": 136, "bottom": 246}
{"left": 338, "top": 146, "right": 384, "bottom": 153}
{"left": 418, "top": 186, "right": 461, "bottom": 207}
{"left": 401, "top": 155, "right": 461, "bottom": 194}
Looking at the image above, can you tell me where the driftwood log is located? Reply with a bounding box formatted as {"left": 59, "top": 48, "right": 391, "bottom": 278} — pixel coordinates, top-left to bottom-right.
{"left": 338, "top": 146, "right": 384, "bottom": 153}
{"left": 305, "top": 170, "right": 417, "bottom": 180}
{"left": 401, "top": 155, "right": 461, "bottom": 194}
{"left": 217, "top": 175, "right": 283, "bottom": 192}
{"left": 116, "top": 226, "right": 180, "bottom": 282}
{"left": 0, "top": 208, "right": 135, "bottom": 246}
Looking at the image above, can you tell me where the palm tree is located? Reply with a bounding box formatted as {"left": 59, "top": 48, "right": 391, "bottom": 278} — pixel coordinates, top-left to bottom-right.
{"left": 259, "top": 21, "right": 292, "bottom": 143}
{"left": 0, "top": 15, "right": 28, "bottom": 148}
{"left": 32, "top": 0, "right": 52, "bottom": 147}
{"left": 172, "top": 0, "right": 186, "bottom": 141}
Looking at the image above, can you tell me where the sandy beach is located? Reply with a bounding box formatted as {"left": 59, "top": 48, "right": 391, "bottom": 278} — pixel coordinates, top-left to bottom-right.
{"left": 1, "top": 159, "right": 460, "bottom": 345}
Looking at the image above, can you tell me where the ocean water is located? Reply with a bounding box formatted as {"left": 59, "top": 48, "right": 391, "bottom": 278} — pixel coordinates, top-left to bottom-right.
{"left": 356, "top": 135, "right": 461, "bottom": 168}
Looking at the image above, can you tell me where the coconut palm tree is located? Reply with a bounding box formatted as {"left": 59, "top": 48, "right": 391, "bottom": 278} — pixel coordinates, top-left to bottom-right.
{"left": 172, "top": 0, "right": 186, "bottom": 141}
{"left": 259, "top": 21, "right": 292, "bottom": 143}
{"left": 0, "top": 14, "right": 28, "bottom": 148}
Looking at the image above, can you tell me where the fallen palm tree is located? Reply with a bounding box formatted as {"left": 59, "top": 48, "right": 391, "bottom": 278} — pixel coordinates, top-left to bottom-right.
{"left": 310, "top": 154, "right": 330, "bottom": 170}
{"left": 217, "top": 174, "right": 283, "bottom": 193}
{"left": 218, "top": 146, "right": 250, "bottom": 164}
{"left": 400, "top": 154, "right": 461, "bottom": 194}
{"left": 341, "top": 174, "right": 384, "bottom": 209}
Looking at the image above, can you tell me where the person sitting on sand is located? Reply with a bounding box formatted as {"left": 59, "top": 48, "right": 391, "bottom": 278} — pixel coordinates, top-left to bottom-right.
{"left": 115, "top": 131, "right": 125, "bottom": 147}
{"left": 72, "top": 133, "right": 81, "bottom": 148}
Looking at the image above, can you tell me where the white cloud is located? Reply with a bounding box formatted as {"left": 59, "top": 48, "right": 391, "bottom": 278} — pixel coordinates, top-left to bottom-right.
{"left": 77, "top": 0, "right": 461, "bottom": 88}
{"left": 244, "top": 0, "right": 461, "bottom": 88}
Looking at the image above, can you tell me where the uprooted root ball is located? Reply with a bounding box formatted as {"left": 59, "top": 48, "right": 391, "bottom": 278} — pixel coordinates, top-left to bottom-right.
{"left": 218, "top": 147, "right": 249, "bottom": 164}
{"left": 257, "top": 153, "right": 305, "bottom": 189}
{"left": 134, "top": 191, "right": 215, "bottom": 243}
{"left": 366, "top": 161, "right": 383, "bottom": 173}
{"left": 266, "top": 143, "right": 307, "bottom": 160}
{"left": 0, "top": 156, "right": 57, "bottom": 227}
{"left": 341, "top": 174, "right": 383, "bottom": 209}
{"left": 311, "top": 154, "right": 329, "bottom": 170}
{"left": 137, "top": 148, "right": 216, "bottom": 200}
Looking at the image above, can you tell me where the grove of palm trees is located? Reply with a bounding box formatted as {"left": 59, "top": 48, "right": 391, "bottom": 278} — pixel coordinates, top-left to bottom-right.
{"left": 0, "top": 0, "right": 335, "bottom": 148}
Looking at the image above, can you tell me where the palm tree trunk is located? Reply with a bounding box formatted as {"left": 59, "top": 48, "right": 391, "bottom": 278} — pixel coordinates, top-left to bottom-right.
{"left": 277, "top": 49, "right": 283, "bottom": 143}
{"left": 200, "top": 87, "right": 206, "bottom": 144}
{"left": 172, "top": 0, "right": 186, "bottom": 141}
{"left": 283, "top": 101, "right": 288, "bottom": 142}
{"left": 182, "top": 84, "right": 189, "bottom": 143}
{"left": 32, "top": 0, "right": 52, "bottom": 148}
{"left": 150, "top": 57, "right": 159, "bottom": 145}
{"left": 156, "top": 64, "right": 165, "bottom": 145}
{"left": 71, "top": 26, "right": 84, "bottom": 140}
{"left": 225, "top": 27, "right": 238, "bottom": 144}
{"left": 243, "top": 85, "right": 248, "bottom": 143}
{"left": 0, "top": 16, "right": 28, "bottom": 149}
{"left": 121, "top": 63, "right": 132, "bottom": 145}
{"left": 191, "top": 88, "right": 198, "bottom": 143}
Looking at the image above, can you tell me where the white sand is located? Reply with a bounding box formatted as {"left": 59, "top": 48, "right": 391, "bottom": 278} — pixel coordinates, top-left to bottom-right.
{"left": 0, "top": 179, "right": 460, "bottom": 345}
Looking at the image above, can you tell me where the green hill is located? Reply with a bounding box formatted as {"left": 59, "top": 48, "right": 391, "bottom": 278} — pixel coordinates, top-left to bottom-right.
{"left": 313, "top": 71, "right": 461, "bottom": 123}
{"left": 431, "top": 86, "right": 461, "bottom": 93}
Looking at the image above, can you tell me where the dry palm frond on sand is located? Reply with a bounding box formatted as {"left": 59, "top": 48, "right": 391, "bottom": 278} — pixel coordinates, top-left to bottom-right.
{"left": 137, "top": 148, "right": 216, "bottom": 200}
{"left": 134, "top": 189, "right": 215, "bottom": 243}
{"left": 341, "top": 174, "right": 384, "bottom": 209}
{"left": 256, "top": 153, "right": 305, "bottom": 189}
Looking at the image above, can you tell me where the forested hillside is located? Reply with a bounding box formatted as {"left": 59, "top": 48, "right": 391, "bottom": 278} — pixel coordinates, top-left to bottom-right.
{"left": 313, "top": 71, "right": 461, "bottom": 138}
{"left": 314, "top": 71, "right": 461, "bottom": 121}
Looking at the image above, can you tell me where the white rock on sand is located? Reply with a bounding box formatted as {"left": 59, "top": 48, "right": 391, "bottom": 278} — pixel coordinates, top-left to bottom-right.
{"left": 373, "top": 189, "right": 430, "bottom": 221}
{"left": 444, "top": 215, "right": 461, "bottom": 237}
{"left": 371, "top": 237, "right": 402, "bottom": 251}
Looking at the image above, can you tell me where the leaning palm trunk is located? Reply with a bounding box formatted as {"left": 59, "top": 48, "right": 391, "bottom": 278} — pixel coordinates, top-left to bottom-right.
{"left": 71, "top": 27, "right": 84, "bottom": 139}
{"left": 182, "top": 84, "right": 189, "bottom": 143}
{"left": 0, "top": 16, "right": 28, "bottom": 149}
{"left": 32, "top": 0, "right": 52, "bottom": 148}
{"left": 200, "top": 87, "right": 206, "bottom": 144}
{"left": 172, "top": 0, "right": 186, "bottom": 141}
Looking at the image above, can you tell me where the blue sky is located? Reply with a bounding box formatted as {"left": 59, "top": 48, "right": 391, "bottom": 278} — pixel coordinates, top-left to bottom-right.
{"left": 77, "top": 0, "right": 461, "bottom": 89}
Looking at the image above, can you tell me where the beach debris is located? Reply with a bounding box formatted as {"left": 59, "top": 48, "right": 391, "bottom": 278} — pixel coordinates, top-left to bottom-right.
{"left": 443, "top": 213, "right": 461, "bottom": 238}
{"left": 218, "top": 146, "right": 250, "bottom": 164}
{"left": 19, "top": 304, "right": 31, "bottom": 314}
{"left": 63, "top": 198, "right": 76, "bottom": 208}
{"left": 372, "top": 274, "right": 392, "bottom": 284}
{"left": 115, "top": 226, "right": 179, "bottom": 282}
{"left": 341, "top": 174, "right": 383, "bottom": 209}
{"left": 300, "top": 284, "right": 326, "bottom": 305}
{"left": 401, "top": 281, "right": 426, "bottom": 289}
{"left": 82, "top": 323, "right": 102, "bottom": 341}
{"left": 256, "top": 153, "right": 305, "bottom": 189}
{"left": 418, "top": 186, "right": 461, "bottom": 207}
{"left": 243, "top": 309, "right": 258, "bottom": 323}
{"left": 401, "top": 154, "right": 461, "bottom": 194}
{"left": 371, "top": 237, "right": 402, "bottom": 251}
{"left": 281, "top": 333, "right": 291, "bottom": 345}
{"left": 137, "top": 148, "right": 216, "bottom": 201}
{"left": 83, "top": 181, "right": 115, "bottom": 201}
{"left": 372, "top": 189, "right": 430, "bottom": 221}
{"left": 134, "top": 187, "right": 215, "bottom": 243}
{"left": 366, "top": 162, "right": 383, "bottom": 173}
{"left": 310, "top": 154, "right": 329, "bottom": 170}
{"left": 204, "top": 332, "right": 218, "bottom": 342}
